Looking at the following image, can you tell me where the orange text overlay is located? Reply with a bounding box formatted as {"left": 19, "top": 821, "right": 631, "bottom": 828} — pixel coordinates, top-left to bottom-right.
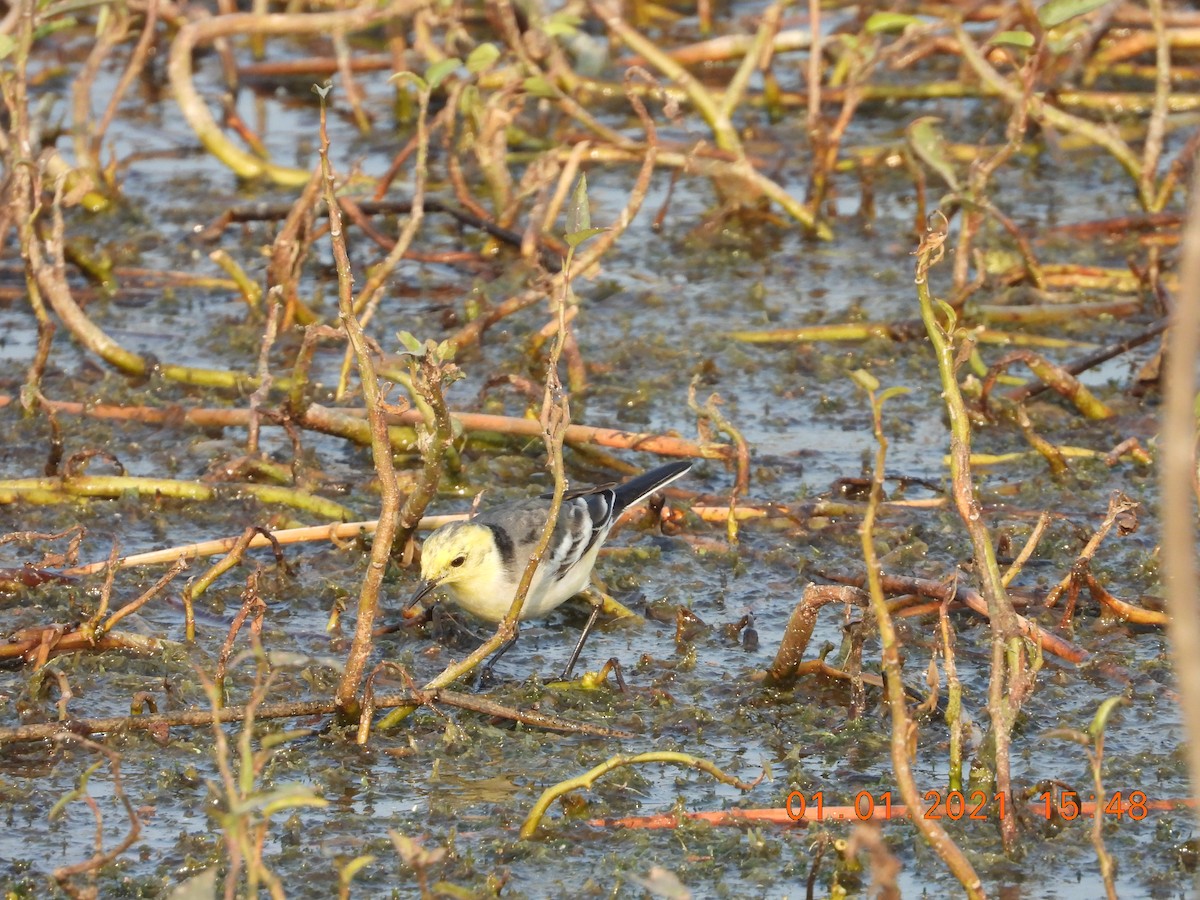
{"left": 784, "top": 790, "right": 1198, "bottom": 822}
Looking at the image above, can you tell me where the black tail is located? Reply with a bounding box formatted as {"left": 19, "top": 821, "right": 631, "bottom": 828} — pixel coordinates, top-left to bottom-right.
{"left": 611, "top": 461, "right": 693, "bottom": 514}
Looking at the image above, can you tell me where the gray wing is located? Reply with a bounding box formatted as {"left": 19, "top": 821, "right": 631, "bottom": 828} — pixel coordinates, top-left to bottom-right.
{"left": 474, "top": 492, "right": 615, "bottom": 581}
{"left": 549, "top": 490, "right": 614, "bottom": 579}
{"left": 474, "top": 462, "right": 690, "bottom": 582}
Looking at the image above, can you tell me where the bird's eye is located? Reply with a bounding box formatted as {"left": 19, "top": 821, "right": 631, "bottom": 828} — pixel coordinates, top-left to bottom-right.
{"left": 450, "top": 555, "right": 466, "bottom": 568}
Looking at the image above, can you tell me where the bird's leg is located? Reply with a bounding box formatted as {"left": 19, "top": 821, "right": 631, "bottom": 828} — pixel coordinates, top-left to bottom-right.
{"left": 476, "top": 625, "right": 520, "bottom": 689}
{"left": 558, "top": 600, "right": 602, "bottom": 682}
{"left": 599, "top": 657, "right": 626, "bottom": 692}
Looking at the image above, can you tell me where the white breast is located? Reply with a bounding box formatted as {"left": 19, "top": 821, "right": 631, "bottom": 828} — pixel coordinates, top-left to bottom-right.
{"left": 445, "top": 541, "right": 604, "bottom": 623}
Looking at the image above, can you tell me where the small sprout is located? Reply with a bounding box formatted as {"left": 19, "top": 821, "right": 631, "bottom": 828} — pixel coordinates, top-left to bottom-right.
{"left": 565, "top": 175, "right": 607, "bottom": 248}
{"left": 466, "top": 43, "right": 500, "bottom": 74}
{"left": 425, "top": 57, "right": 463, "bottom": 91}
{"left": 390, "top": 70, "right": 427, "bottom": 92}
{"left": 253, "top": 783, "right": 329, "bottom": 818}
{"left": 542, "top": 11, "right": 583, "bottom": 38}
{"left": 311, "top": 81, "right": 332, "bottom": 100}
{"left": 49, "top": 761, "right": 103, "bottom": 820}
{"left": 990, "top": 30, "right": 1036, "bottom": 49}
{"left": 397, "top": 331, "right": 425, "bottom": 356}
{"left": 1088, "top": 696, "right": 1127, "bottom": 741}
{"left": 566, "top": 175, "right": 591, "bottom": 232}
{"left": 1037, "top": 0, "right": 1109, "bottom": 29}
{"left": 851, "top": 369, "right": 880, "bottom": 393}
{"left": 864, "top": 12, "right": 922, "bottom": 34}
{"left": 457, "top": 83, "right": 481, "bottom": 116}
{"left": 523, "top": 75, "right": 556, "bottom": 98}
{"left": 907, "top": 117, "right": 960, "bottom": 192}
{"left": 934, "top": 298, "right": 958, "bottom": 329}
{"left": 337, "top": 855, "right": 376, "bottom": 892}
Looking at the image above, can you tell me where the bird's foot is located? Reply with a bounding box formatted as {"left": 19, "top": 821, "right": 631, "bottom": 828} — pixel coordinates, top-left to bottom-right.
{"left": 472, "top": 663, "right": 502, "bottom": 692}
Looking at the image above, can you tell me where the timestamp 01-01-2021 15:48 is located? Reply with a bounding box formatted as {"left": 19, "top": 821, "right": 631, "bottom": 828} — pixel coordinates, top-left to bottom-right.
{"left": 781, "top": 789, "right": 1195, "bottom": 823}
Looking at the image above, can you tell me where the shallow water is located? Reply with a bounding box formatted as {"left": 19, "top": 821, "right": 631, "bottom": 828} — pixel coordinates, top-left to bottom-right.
{"left": 0, "top": 8, "right": 1195, "bottom": 899}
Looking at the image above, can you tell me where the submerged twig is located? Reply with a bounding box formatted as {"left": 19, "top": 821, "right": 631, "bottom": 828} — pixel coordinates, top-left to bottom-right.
{"left": 856, "top": 373, "right": 983, "bottom": 898}
{"left": 1044, "top": 492, "right": 1140, "bottom": 608}
{"left": 167, "top": 2, "right": 419, "bottom": 185}
{"left": 50, "top": 735, "right": 141, "bottom": 897}
{"left": 915, "top": 211, "right": 1038, "bottom": 854}
{"left": 521, "top": 751, "right": 762, "bottom": 839}
{"left": 0, "top": 688, "right": 625, "bottom": 745}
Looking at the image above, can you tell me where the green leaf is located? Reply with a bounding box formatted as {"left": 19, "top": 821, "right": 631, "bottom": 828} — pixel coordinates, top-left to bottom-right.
{"left": 1088, "top": 696, "right": 1127, "bottom": 740}
{"left": 390, "top": 71, "right": 427, "bottom": 92}
{"left": 850, "top": 369, "right": 880, "bottom": 393}
{"left": 990, "top": 30, "right": 1035, "bottom": 48}
{"left": 49, "top": 761, "right": 103, "bottom": 820}
{"left": 0, "top": 35, "right": 14, "bottom": 60}
{"left": 466, "top": 43, "right": 500, "bottom": 74}
{"left": 231, "top": 784, "right": 327, "bottom": 818}
{"left": 397, "top": 331, "right": 424, "bottom": 355}
{"left": 542, "top": 12, "right": 583, "bottom": 38}
{"left": 565, "top": 177, "right": 605, "bottom": 247}
{"left": 1037, "top": 0, "right": 1109, "bottom": 28}
{"left": 1047, "top": 20, "right": 1091, "bottom": 55}
{"left": 457, "top": 84, "right": 481, "bottom": 116}
{"left": 259, "top": 728, "right": 313, "bottom": 750}
{"left": 981, "top": 248, "right": 1022, "bottom": 274}
{"left": 566, "top": 175, "right": 591, "bottom": 235}
{"left": 260, "top": 791, "right": 328, "bottom": 819}
{"left": 564, "top": 227, "right": 606, "bottom": 249}
{"left": 33, "top": 15, "right": 78, "bottom": 40}
{"left": 933, "top": 298, "right": 958, "bottom": 330}
{"left": 864, "top": 12, "right": 922, "bottom": 34}
{"left": 878, "top": 385, "right": 911, "bottom": 405}
{"left": 425, "top": 57, "right": 462, "bottom": 91}
{"left": 522, "top": 75, "right": 557, "bottom": 97}
{"left": 906, "top": 116, "right": 959, "bottom": 191}
{"left": 338, "top": 855, "right": 376, "bottom": 884}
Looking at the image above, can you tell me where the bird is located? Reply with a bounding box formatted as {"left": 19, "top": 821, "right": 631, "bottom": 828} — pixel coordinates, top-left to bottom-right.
{"left": 406, "top": 460, "right": 692, "bottom": 681}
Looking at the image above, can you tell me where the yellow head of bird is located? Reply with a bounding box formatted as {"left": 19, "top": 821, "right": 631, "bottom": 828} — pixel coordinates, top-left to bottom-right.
{"left": 405, "top": 522, "right": 500, "bottom": 613}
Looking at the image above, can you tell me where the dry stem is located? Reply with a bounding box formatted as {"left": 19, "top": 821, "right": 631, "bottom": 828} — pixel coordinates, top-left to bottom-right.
{"left": 857, "top": 378, "right": 983, "bottom": 897}
{"left": 915, "top": 213, "right": 1033, "bottom": 854}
